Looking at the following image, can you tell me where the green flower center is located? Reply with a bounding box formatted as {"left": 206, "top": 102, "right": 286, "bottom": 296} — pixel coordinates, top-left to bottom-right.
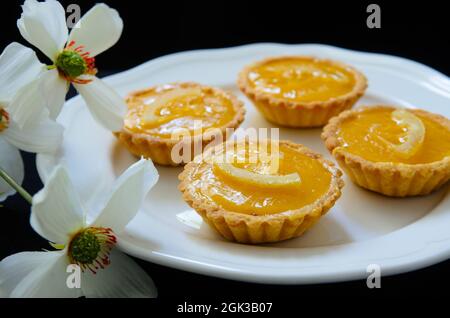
{"left": 55, "top": 50, "right": 87, "bottom": 79}
{"left": 69, "top": 229, "right": 101, "bottom": 265}
{"left": 67, "top": 227, "right": 116, "bottom": 273}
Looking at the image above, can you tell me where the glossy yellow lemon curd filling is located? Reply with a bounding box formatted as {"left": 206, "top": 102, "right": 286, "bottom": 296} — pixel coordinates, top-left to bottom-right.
{"left": 124, "top": 84, "right": 237, "bottom": 138}
{"left": 336, "top": 108, "right": 450, "bottom": 164}
{"left": 247, "top": 57, "right": 357, "bottom": 103}
{"left": 190, "top": 143, "right": 333, "bottom": 216}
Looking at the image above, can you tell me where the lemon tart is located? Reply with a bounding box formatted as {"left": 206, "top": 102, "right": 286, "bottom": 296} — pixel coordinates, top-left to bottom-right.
{"left": 116, "top": 82, "right": 245, "bottom": 166}
{"left": 238, "top": 56, "right": 367, "bottom": 127}
{"left": 178, "top": 139, "right": 344, "bottom": 244}
{"left": 322, "top": 106, "right": 450, "bottom": 197}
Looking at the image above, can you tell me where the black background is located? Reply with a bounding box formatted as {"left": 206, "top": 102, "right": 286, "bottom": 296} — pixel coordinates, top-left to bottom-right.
{"left": 1, "top": 0, "right": 449, "bottom": 306}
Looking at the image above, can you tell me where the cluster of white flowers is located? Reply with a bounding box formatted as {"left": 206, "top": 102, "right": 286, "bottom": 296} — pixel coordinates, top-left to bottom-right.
{"left": 0, "top": 0, "right": 159, "bottom": 298}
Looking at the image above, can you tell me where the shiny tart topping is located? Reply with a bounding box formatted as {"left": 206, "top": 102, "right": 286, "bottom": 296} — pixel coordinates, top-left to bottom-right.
{"left": 335, "top": 107, "right": 450, "bottom": 164}
{"left": 187, "top": 141, "right": 336, "bottom": 215}
{"left": 245, "top": 57, "right": 358, "bottom": 103}
{"left": 124, "top": 83, "right": 240, "bottom": 138}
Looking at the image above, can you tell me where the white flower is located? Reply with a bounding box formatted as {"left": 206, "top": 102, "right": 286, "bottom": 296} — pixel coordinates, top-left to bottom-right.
{"left": 0, "top": 158, "right": 159, "bottom": 298}
{"left": 17, "top": 0, "right": 126, "bottom": 131}
{"left": 0, "top": 42, "right": 63, "bottom": 202}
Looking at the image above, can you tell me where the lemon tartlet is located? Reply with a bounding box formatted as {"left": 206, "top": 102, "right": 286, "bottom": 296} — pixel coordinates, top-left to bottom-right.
{"left": 179, "top": 139, "right": 344, "bottom": 244}
{"left": 116, "top": 82, "right": 245, "bottom": 166}
{"left": 238, "top": 56, "right": 367, "bottom": 127}
{"left": 322, "top": 106, "right": 450, "bottom": 197}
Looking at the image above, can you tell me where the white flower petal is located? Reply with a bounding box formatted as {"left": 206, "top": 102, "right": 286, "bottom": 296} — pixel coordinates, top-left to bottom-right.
{"left": 40, "top": 68, "right": 68, "bottom": 119}
{"left": 31, "top": 165, "right": 86, "bottom": 244}
{"left": 17, "top": 0, "right": 68, "bottom": 61}
{"left": 68, "top": 4, "right": 123, "bottom": 58}
{"left": 0, "top": 251, "right": 57, "bottom": 297}
{"left": 0, "top": 42, "right": 44, "bottom": 103}
{"left": 0, "top": 251, "right": 62, "bottom": 297}
{"left": 7, "top": 251, "right": 80, "bottom": 298}
{"left": 0, "top": 139, "right": 24, "bottom": 202}
{"left": 73, "top": 77, "right": 126, "bottom": 132}
{"left": 92, "top": 159, "right": 158, "bottom": 233}
{"left": 2, "top": 112, "right": 63, "bottom": 154}
{"left": 81, "top": 249, "right": 157, "bottom": 298}
{"left": 6, "top": 77, "right": 47, "bottom": 129}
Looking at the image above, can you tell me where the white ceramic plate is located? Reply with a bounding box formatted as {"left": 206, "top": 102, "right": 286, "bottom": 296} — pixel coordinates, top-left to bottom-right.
{"left": 37, "top": 43, "right": 450, "bottom": 284}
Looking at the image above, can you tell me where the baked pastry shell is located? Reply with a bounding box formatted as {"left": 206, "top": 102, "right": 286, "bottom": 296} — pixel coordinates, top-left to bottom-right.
{"left": 115, "top": 82, "right": 246, "bottom": 166}
{"left": 237, "top": 56, "right": 368, "bottom": 128}
{"left": 321, "top": 105, "right": 450, "bottom": 197}
{"left": 178, "top": 140, "right": 344, "bottom": 244}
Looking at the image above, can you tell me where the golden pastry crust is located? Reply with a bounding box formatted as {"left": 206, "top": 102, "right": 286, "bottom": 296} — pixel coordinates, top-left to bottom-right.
{"left": 237, "top": 56, "right": 368, "bottom": 128}
{"left": 178, "top": 140, "right": 344, "bottom": 244}
{"left": 115, "top": 82, "right": 246, "bottom": 166}
{"left": 321, "top": 105, "right": 450, "bottom": 197}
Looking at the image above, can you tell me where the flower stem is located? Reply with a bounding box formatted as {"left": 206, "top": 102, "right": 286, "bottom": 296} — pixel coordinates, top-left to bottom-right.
{"left": 0, "top": 166, "right": 32, "bottom": 204}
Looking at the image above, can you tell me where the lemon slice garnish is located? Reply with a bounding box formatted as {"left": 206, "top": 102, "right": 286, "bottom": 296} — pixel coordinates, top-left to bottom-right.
{"left": 377, "top": 109, "right": 425, "bottom": 158}
{"left": 143, "top": 87, "right": 202, "bottom": 124}
{"left": 214, "top": 162, "right": 301, "bottom": 188}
